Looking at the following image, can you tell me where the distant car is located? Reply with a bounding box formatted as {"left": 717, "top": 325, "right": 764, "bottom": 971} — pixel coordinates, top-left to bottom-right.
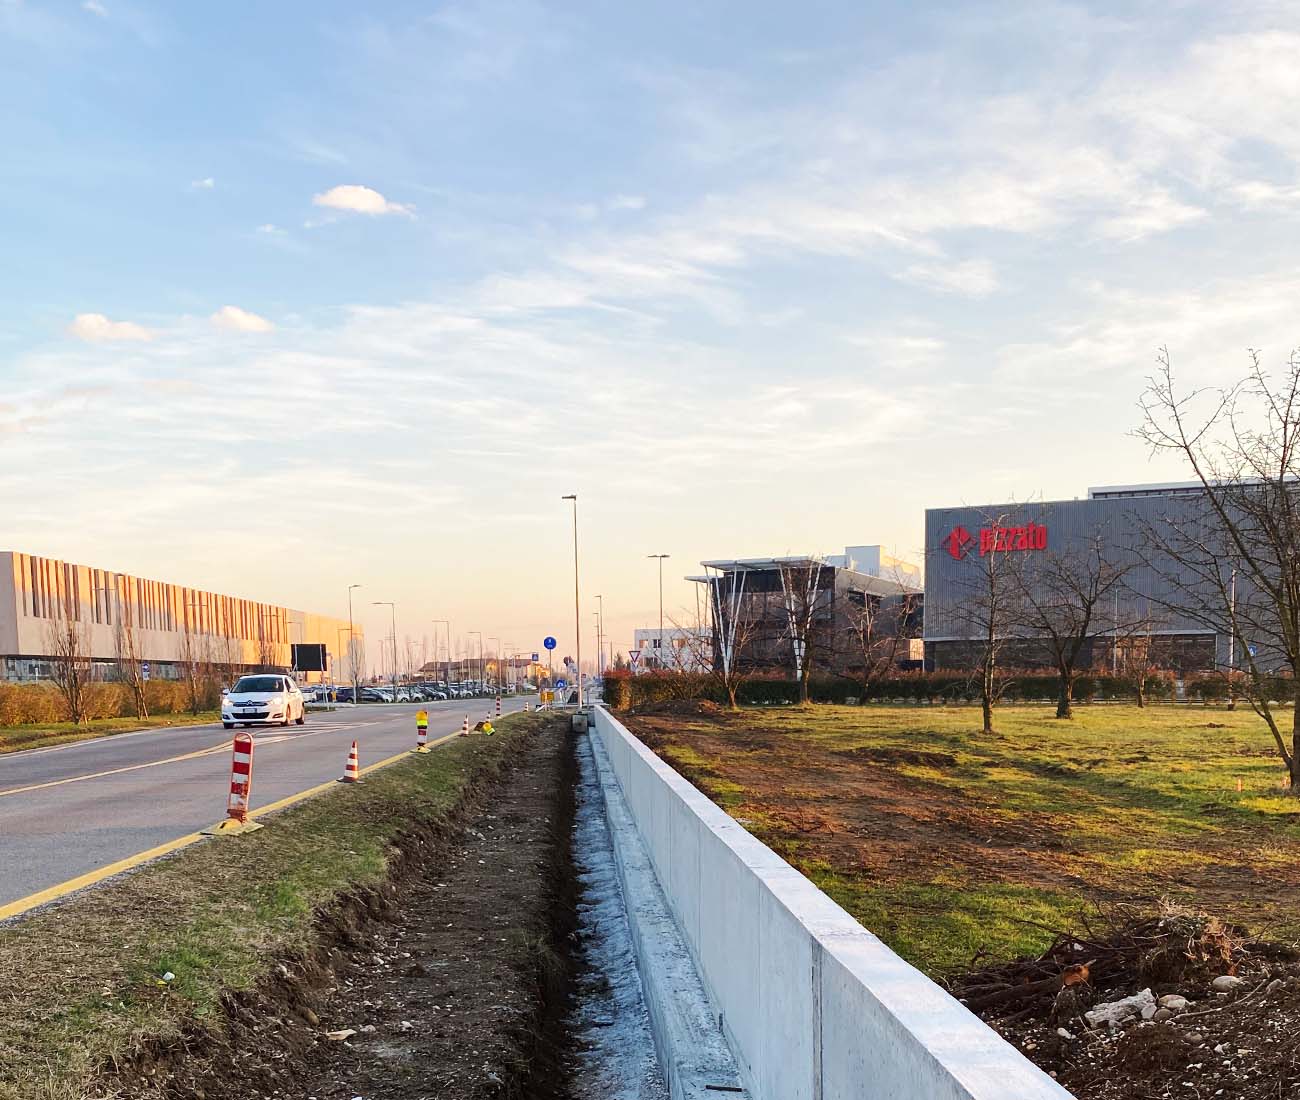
{"left": 300, "top": 685, "right": 327, "bottom": 703}
{"left": 223, "top": 674, "right": 306, "bottom": 729}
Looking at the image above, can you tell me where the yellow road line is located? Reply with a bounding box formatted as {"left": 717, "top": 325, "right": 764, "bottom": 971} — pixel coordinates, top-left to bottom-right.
{"left": 0, "top": 730, "right": 462, "bottom": 923}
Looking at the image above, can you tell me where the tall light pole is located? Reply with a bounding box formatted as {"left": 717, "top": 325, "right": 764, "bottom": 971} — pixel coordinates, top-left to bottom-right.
{"left": 563, "top": 494, "right": 581, "bottom": 705}
{"left": 469, "top": 630, "right": 482, "bottom": 694}
{"left": 489, "top": 636, "right": 501, "bottom": 692}
{"left": 433, "top": 619, "right": 450, "bottom": 686}
{"left": 347, "top": 584, "right": 361, "bottom": 702}
{"left": 593, "top": 611, "right": 602, "bottom": 680}
{"left": 373, "top": 601, "right": 397, "bottom": 700}
{"left": 595, "top": 594, "right": 604, "bottom": 679}
{"left": 648, "top": 554, "right": 670, "bottom": 669}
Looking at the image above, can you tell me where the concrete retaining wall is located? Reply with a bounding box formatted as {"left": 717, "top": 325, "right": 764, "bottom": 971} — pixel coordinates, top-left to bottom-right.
{"left": 591, "top": 706, "right": 1076, "bottom": 1100}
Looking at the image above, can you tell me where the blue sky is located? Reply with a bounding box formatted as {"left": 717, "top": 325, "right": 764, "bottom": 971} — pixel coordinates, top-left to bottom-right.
{"left": 3, "top": 0, "right": 1300, "bottom": 667}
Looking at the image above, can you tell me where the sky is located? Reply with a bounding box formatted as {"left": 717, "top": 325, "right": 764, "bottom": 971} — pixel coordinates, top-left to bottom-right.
{"left": 3, "top": 0, "right": 1300, "bottom": 671}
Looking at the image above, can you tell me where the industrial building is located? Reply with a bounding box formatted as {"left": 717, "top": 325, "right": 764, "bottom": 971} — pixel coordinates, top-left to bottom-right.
{"left": 689, "top": 545, "right": 923, "bottom": 679}
{"left": 0, "top": 550, "right": 359, "bottom": 684}
{"left": 923, "top": 483, "right": 1234, "bottom": 672}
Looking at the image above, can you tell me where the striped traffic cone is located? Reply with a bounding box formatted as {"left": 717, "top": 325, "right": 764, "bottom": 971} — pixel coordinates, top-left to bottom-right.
{"left": 338, "top": 740, "right": 360, "bottom": 783}
{"left": 459, "top": 714, "right": 469, "bottom": 737}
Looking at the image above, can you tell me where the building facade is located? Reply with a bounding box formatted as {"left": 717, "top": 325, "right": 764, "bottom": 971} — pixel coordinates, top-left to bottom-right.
{"left": 923, "top": 484, "right": 1232, "bottom": 672}
{"left": 0, "top": 550, "right": 359, "bottom": 684}
{"left": 692, "top": 546, "right": 923, "bottom": 680}
{"left": 631, "top": 626, "right": 712, "bottom": 673}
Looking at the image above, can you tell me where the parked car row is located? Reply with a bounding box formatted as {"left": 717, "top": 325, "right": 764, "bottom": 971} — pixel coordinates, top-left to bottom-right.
{"left": 295, "top": 680, "right": 535, "bottom": 705}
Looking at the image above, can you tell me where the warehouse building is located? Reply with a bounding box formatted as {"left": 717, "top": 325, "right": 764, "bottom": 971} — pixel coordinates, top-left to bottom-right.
{"left": 923, "top": 483, "right": 1231, "bottom": 672}
{"left": 0, "top": 550, "right": 359, "bottom": 684}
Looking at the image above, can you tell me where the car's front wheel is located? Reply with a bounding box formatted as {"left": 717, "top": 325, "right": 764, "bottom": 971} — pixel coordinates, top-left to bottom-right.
{"left": 223, "top": 722, "right": 233, "bottom": 730}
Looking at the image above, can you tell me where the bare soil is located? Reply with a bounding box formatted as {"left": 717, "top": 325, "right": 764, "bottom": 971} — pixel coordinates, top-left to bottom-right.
{"left": 104, "top": 723, "right": 580, "bottom": 1100}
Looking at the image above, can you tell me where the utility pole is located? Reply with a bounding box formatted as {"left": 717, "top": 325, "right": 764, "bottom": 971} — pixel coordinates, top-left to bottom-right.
{"left": 596, "top": 594, "right": 604, "bottom": 679}
{"left": 563, "top": 494, "right": 581, "bottom": 705}
{"left": 433, "top": 619, "right": 450, "bottom": 686}
{"left": 469, "top": 631, "right": 482, "bottom": 695}
{"left": 648, "top": 554, "right": 670, "bottom": 669}
{"left": 489, "top": 636, "right": 500, "bottom": 693}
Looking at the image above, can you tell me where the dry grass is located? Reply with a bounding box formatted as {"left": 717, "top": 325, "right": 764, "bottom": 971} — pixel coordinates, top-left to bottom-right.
{"left": 0, "top": 712, "right": 548, "bottom": 1100}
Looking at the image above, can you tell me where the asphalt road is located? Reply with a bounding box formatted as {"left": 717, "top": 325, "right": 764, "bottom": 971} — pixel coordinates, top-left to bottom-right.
{"left": 0, "top": 697, "right": 531, "bottom": 912}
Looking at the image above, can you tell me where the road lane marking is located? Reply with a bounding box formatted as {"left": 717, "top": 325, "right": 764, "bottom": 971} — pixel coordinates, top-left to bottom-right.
{"left": 0, "top": 730, "right": 461, "bottom": 922}
{"left": 0, "top": 740, "right": 234, "bottom": 799}
{"left": 0, "top": 718, "right": 390, "bottom": 797}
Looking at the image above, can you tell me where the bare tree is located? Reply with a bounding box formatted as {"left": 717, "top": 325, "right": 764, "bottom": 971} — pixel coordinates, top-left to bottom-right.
{"left": 113, "top": 580, "right": 149, "bottom": 719}
{"left": 699, "top": 566, "right": 765, "bottom": 709}
{"left": 777, "top": 560, "right": 835, "bottom": 705}
{"left": 1136, "top": 348, "right": 1300, "bottom": 789}
{"left": 844, "top": 585, "right": 922, "bottom": 703}
{"left": 1113, "top": 608, "right": 1171, "bottom": 708}
{"left": 46, "top": 592, "right": 91, "bottom": 725}
{"left": 1012, "top": 531, "right": 1134, "bottom": 718}
{"left": 949, "top": 509, "right": 1024, "bottom": 734}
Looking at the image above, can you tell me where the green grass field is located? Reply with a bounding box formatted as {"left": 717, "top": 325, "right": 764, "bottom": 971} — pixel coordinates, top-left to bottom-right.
{"left": 625, "top": 703, "right": 1300, "bottom": 976}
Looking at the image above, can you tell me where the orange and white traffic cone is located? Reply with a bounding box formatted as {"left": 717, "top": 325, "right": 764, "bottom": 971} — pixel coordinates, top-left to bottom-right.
{"left": 338, "top": 740, "right": 360, "bottom": 783}
{"left": 460, "top": 714, "right": 469, "bottom": 737}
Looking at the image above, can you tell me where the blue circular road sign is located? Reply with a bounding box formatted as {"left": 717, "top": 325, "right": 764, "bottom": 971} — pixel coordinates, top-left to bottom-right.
{"left": 555, "top": 678, "right": 567, "bottom": 689}
{"left": 543, "top": 636, "right": 557, "bottom": 650}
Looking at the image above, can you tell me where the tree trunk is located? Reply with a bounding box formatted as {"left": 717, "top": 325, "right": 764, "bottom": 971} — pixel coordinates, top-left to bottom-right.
{"left": 1291, "top": 699, "right": 1300, "bottom": 795}
{"left": 799, "top": 673, "right": 810, "bottom": 705}
{"left": 1056, "top": 673, "right": 1073, "bottom": 719}
{"left": 1136, "top": 678, "right": 1146, "bottom": 708}
{"left": 981, "top": 692, "right": 994, "bottom": 734}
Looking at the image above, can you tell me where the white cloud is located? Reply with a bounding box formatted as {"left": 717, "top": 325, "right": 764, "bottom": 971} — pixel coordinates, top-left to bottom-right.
{"left": 896, "top": 259, "right": 999, "bottom": 298}
{"left": 311, "top": 184, "right": 411, "bottom": 216}
{"left": 190, "top": 177, "right": 215, "bottom": 190}
{"left": 256, "top": 223, "right": 285, "bottom": 235}
{"left": 608, "top": 194, "right": 646, "bottom": 211}
{"left": 1097, "top": 190, "right": 1207, "bottom": 241}
{"left": 210, "top": 306, "right": 274, "bottom": 333}
{"left": 82, "top": 0, "right": 107, "bottom": 16}
{"left": 68, "top": 313, "right": 152, "bottom": 342}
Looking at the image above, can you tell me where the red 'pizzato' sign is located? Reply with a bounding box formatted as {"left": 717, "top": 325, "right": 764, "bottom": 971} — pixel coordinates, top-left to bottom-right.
{"left": 945, "top": 523, "right": 1048, "bottom": 560}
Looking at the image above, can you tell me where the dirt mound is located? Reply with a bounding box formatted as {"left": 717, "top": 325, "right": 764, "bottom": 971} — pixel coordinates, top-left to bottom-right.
{"left": 953, "top": 908, "right": 1300, "bottom": 1099}
{"left": 630, "top": 699, "right": 726, "bottom": 718}
{"left": 834, "top": 745, "right": 958, "bottom": 768}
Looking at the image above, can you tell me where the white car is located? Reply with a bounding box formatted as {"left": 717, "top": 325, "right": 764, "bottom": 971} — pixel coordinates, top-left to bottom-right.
{"left": 222, "top": 674, "right": 306, "bottom": 729}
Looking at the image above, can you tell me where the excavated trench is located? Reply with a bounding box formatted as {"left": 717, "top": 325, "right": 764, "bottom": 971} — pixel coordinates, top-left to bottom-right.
{"left": 102, "top": 722, "right": 667, "bottom": 1100}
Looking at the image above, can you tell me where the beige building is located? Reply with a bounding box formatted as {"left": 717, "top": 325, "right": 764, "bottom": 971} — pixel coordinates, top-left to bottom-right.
{"left": 0, "top": 550, "right": 360, "bottom": 684}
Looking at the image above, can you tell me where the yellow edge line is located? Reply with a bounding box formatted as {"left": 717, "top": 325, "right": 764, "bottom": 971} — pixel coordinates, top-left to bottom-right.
{"left": 0, "top": 730, "right": 462, "bottom": 922}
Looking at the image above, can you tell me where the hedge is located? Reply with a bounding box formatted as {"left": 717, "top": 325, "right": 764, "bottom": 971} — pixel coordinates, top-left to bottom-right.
{"left": 0, "top": 679, "right": 213, "bottom": 725}
{"left": 601, "top": 668, "right": 1238, "bottom": 711}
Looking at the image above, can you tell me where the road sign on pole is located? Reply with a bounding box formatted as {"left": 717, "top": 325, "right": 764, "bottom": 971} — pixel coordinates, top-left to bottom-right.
{"left": 531, "top": 652, "right": 539, "bottom": 662}
{"left": 141, "top": 662, "right": 150, "bottom": 682}
{"left": 555, "top": 678, "right": 567, "bottom": 690}
{"left": 543, "top": 637, "right": 557, "bottom": 650}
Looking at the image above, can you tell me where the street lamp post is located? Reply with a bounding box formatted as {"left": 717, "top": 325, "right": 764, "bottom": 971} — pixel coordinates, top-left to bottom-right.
{"left": 373, "top": 602, "right": 397, "bottom": 701}
{"left": 595, "top": 594, "right": 604, "bottom": 679}
{"left": 563, "top": 494, "right": 581, "bottom": 705}
{"left": 433, "top": 619, "right": 450, "bottom": 687}
{"left": 648, "top": 554, "right": 670, "bottom": 669}
{"left": 347, "top": 584, "right": 361, "bottom": 704}
{"left": 469, "top": 631, "right": 482, "bottom": 695}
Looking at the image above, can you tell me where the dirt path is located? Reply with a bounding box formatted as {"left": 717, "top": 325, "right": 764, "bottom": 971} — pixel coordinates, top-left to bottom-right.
{"left": 136, "top": 723, "right": 581, "bottom": 1100}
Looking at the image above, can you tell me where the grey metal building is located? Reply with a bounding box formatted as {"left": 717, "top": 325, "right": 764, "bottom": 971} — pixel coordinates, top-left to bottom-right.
{"left": 923, "top": 483, "right": 1228, "bottom": 672}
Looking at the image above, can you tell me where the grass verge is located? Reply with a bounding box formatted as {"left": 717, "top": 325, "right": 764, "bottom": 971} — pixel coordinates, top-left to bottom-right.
{"left": 0, "top": 712, "right": 221, "bottom": 755}
{"left": 622, "top": 703, "right": 1300, "bottom": 976}
{"left": 0, "top": 711, "right": 548, "bottom": 1100}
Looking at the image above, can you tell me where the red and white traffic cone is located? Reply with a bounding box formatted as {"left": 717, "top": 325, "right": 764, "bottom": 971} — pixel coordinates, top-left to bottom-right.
{"left": 338, "top": 740, "right": 360, "bottom": 783}
{"left": 460, "top": 714, "right": 469, "bottom": 737}
{"left": 495, "top": 695, "right": 501, "bottom": 719}
{"left": 201, "top": 732, "right": 263, "bottom": 835}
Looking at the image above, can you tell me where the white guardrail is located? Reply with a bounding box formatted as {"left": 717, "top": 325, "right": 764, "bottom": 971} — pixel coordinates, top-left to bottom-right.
{"left": 590, "top": 706, "right": 1076, "bottom": 1100}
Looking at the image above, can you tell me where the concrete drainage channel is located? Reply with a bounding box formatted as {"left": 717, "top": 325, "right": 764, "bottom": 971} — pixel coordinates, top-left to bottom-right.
{"left": 569, "top": 729, "right": 744, "bottom": 1099}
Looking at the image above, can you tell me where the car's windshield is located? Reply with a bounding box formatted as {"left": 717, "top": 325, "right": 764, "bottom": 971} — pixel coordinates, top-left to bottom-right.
{"left": 232, "top": 676, "right": 283, "bottom": 694}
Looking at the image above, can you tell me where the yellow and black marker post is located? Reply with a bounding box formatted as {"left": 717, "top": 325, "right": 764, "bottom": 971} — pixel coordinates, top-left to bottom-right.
{"left": 414, "top": 709, "right": 430, "bottom": 753}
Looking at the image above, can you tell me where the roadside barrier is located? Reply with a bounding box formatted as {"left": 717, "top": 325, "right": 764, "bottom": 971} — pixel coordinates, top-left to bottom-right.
{"left": 201, "top": 732, "right": 264, "bottom": 836}
{"left": 338, "top": 740, "right": 360, "bottom": 783}
{"left": 460, "top": 714, "right": 469, "bottom": 737}
{"left": 415, "top": 709, "right": 430, "bottom": 754}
